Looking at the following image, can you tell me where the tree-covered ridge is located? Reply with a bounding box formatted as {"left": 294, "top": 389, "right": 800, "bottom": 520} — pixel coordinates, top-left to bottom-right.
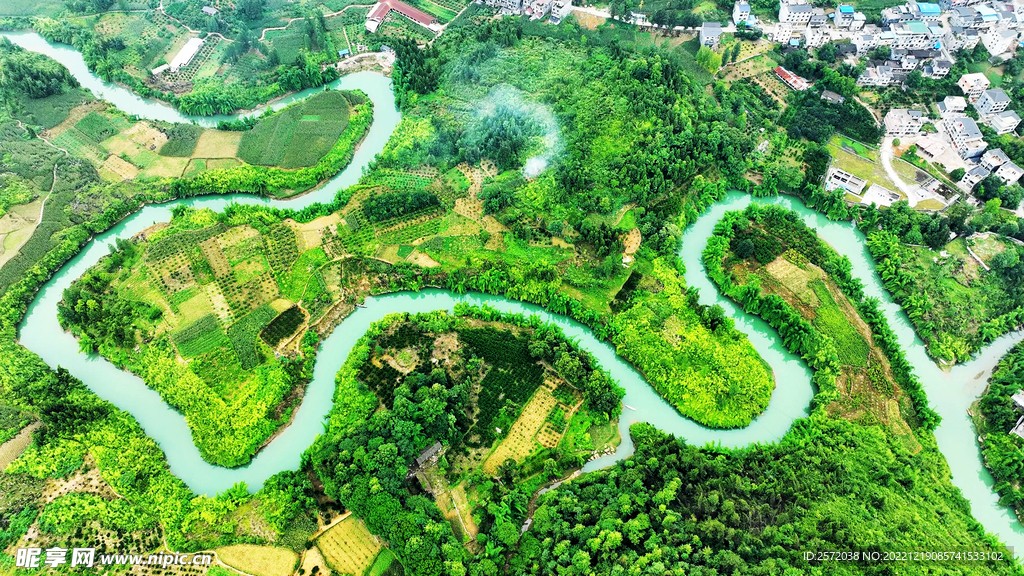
{"left": 705, "top": 203, "right": 940, "bottom": 432}
{"left": 513, "top": 419, "right": 1014, "bottom": 575}
{"left": 860, "top": 199, "right": 1024, "bottom": 363}
{"left": 308, "top": 305, "right": 625, "bottom": 575}
{"left": 977, "top": 343, "right": 1024, "bottom": 524}
{"left": 0, "top": 37, "right": 78, "bottom": 100}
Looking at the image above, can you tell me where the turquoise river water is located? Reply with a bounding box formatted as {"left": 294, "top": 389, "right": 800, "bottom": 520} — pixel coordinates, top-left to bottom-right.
{"left": 5, "top": 30, "right": 1024, "bottom": 560}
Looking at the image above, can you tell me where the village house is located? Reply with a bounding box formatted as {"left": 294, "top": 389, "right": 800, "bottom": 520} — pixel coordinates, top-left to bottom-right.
{"left": 976, "top": 88, "right": 1011, "bottom": 116}
{"left": 733, "top": 1, "right": 750, "bottom": 24}
{"left": 982, "top": 29, "right": 1019, "bottom": 56}
{"left": 945, "top": 26, "right": 982, "bottom": 50}
{"left": 981, "top": 148, "right": 1011, "bottom": 170}
{"left": 201, "top": 6, "right": 218, "bottom": 16}
{"left": 775, "top": 66, "right": 811, "bottom": 90}
{"left": 988, "top": 110, "right": 1022, "bottom": 135}
{"left": 948, "top": 116, "right": 989, "bottom": 158}
{"left": 821, "top": 90, "right": 846, "bottom": 104}
{"left": 549, "top": 0, "right": 573, "bottom": 23}
{"left": 779, "top": 0, "right": 814, "bottom": 24}
{"left": 997, "top": 161, "right": 1024, "bottom": 184}
{"left": 958, "top": 72, "right": 992, "bottom": 101}
{"left": 938, "top": 94, "right": 969, "bottom": 116}
{"left": 485, "top": 0, "right": 523, "bottom": 14}
{"left": 961, "top": 164, "right": 991, "bottom": 187}
{"left": 884, "top": 108, "right": 927, "bottom": 135}
{"left": 700, "top": 22, "right": 723, "bottom": 48}
{"left": 366, "top": 0, "right": 438, "bottom": 32}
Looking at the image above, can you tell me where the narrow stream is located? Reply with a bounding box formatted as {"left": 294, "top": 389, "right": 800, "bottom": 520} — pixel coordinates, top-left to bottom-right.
{"left": 5, "top": 30, "right": 1024, "bottom": 559}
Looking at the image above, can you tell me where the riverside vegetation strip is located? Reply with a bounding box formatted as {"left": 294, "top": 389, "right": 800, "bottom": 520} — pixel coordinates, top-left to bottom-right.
{"left": 1, "top": 13, "right": 1024, "bottom": 576}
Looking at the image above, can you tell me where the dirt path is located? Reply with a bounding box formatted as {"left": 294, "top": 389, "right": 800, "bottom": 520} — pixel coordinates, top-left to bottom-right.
{"left": 259, "top": 5, "right": 375, "bottom": 41}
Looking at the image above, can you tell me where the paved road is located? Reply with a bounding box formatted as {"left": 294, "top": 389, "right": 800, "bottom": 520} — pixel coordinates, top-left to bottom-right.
{"left": 880, "top": 136, "right": 923, "bottom": 205}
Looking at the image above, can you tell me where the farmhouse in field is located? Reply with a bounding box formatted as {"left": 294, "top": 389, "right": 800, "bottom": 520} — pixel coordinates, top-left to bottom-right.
{"left": 365, "top": 0, "right": 438, "bottom": 32}
{"left": 169, "top": 37, "right": 204, "bottom": 72}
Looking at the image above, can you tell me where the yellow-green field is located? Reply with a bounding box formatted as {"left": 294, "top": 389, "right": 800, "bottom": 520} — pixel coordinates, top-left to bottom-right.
{"left": 215, "top": 545, "right": 297, "bottom": 576}
{"left": 316, "top": 517, "right": 382, "bottom": 575}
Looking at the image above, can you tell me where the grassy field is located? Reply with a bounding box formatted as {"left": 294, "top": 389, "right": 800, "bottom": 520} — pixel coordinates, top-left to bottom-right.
{"left": 216, "top": 545, "right": 298, "bottom": 576}
{"left": 366, "top": 548, "right": 402, "bottom": 576}
{"left": 827, "top": 136, "right": 902, "bottom": 194}
{"left": 810, "top": 280, "right": 870, "bottom": 367}
{"left": 967, "top": 61, "right": 1004, "bottom": 87}
{"left": 238, "top": 91, "right": 352, "bottom": 168}
{"left": 316, "top": 517, "right": 381, "bottom": 575}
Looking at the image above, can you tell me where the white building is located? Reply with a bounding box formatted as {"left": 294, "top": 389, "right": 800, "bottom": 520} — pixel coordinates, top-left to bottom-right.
{"left": 982, "top": 29, "right": 1019, "bottom": 57}
{"left": 201, "top": 5, "right": 218, "bottom": 15}
{"left": 948, "top": 116, "right": 988, "bottom": 158}
{"left": 733, "top": 1, "right": 750, "bottom": 24}
{"left": 169, "top": 37, "right": 204, "bottom": 73}
{"left": 780, "top": 0, "right": 813, "bottom": 24}
{"left": 938, "top": 95, "right": 968, "bottom": 116}
{"left": 976, "top": 88, "right": 1011, "bottom": 116}
{"left": 550, "top": 0, "right": 572, "bottom": 22}
{"left": 997, "top": 161, "right": 1024, "bottom": 185}
{"left": 958, "top": 72, "right": 991, "bottom": 101}
{"left": 485, "top": 0, "right": 523, "bottom": 13}
{"left": 961, "top": 165, "right": 991, "bottom": 188}
{"left": 700, "top": 22, "right": 723, "bottom": 48}
{"left": 989, "top": 110, "right": 1022, "bottom": 134}
{"left": 981, "top": 148, "right": 1010, "bottom": 170}
{"left": 884, "top": 108, "right": 927, "bottom": 135}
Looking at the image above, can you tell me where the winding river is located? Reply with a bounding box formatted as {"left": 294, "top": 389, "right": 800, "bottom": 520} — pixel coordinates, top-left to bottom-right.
{"left": 6, "top": 30, "right": 1024, "bottom": 558}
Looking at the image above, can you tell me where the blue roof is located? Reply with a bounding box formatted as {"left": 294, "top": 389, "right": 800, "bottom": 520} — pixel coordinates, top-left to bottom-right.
{"left": 839, "top": 4, "right": 854, "bottom": 12}
{"left": 746, "top": 16, "right": 757, "bottom": 26}
{"left": 918, "top": 2, "right": 940, "bottom": 15}
{"left": 789, "top": 39, "right": 801, "bottom": 46}
{"left": 338, "top": 49, "right": 350, "bottom": 56}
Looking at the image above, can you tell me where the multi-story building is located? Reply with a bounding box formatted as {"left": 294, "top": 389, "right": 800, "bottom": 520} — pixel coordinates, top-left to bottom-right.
{"left": 982, "top": 29, "right": 1019, "bottom": 56}
{"left": 700, "top": 22, "right": 723, "bottom": 48}
{"left": 997, "top": 161, "right": 1024, "bottom": 185}
{"left": 950, "top": 6, "right": 980, "bottom": 26}
{"left": 779, "top": 0, "right": 813, "bottom": 24}
{"left": 890, "top": 21, "right": 941, "bottom": 49}
{"left": 961, "top": 165, "right": 992, "bottom": 187}
{"left": 958, "top": 72, "right": 991, "bottom": 101}
{"left": 854, "top": 32, "right": 881, "bottom": 54}
{"left": 484, "top": 0, "right": 523, "bottom": 13}
{"left": 809, "top": 8, "right": 828, "bottom": 27}
{"left": 857, "top": 63, "right": 896, "bottom": 85}
{"left": 884, "top": 108, "right": 928, "bottom": 135}
{"left": 948, "top": 117, "right": 989, "bottom": 158}
{"left": 524, "top": 0, "right": 554, "bottom": 19}
{"left": 945, "top": 26, "right": 981, "bottom": 50}
{"left": 938, "top": 95, "right": 968, "bottom": 116}
{"left": 549, "top": 0, "right": 572, "bottom": 23}
{"left": 733, "top": 1, "right": 750, "bottom": 24}
{"left": 988, "top": 110, "right": 1022, "bottom": 134}
{"left": 981, "top": 148, "right": 1010, "bottom": 170}
{"left": 835, "top": 4, "right": 856, "bottom": 27}
{"left": 976, "top": 88, "right": 1011, "bottom": 115}
{"left": 926, "top": 59, "right": 952, "bottom": 77}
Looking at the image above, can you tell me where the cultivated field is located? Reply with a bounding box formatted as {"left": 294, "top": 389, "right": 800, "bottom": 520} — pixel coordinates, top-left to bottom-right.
{"left": 215, "top": 545, "right": 298, "bottom": 576}
{"left": 316, "top": 517, "right": 382, "bottom": 575}
{"left": 482, "top": 384, "right": 559, "bottom": 474}
{"left": 239, "top": 91, "right": 352, "bottom": 168}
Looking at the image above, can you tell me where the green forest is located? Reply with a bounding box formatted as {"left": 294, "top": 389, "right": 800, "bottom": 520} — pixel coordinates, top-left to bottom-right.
{"left": 3, "top": 6, "right": 1024, "bottom": 576}
{"left": 977, "top": 343, "right": 1024, "bottom": 523}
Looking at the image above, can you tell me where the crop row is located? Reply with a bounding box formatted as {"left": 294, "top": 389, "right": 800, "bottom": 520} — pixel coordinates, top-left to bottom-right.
{"left": 261, "top": 306, "right": 305, "bottom": 347}
{"left": 226, "top": 304, "right": 277, "bottom": 370}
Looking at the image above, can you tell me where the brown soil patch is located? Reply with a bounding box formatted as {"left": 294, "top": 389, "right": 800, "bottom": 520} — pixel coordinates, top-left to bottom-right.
{"left": 765, "top": 257, "right": 823, "bottom": 307}
{"left": 407, "top": 250, "right": 440, "bottom": 268}
{"left": 0, "top": 197, "right": 44, "bottom": 269}
{"left": 126, "top": 122, "right": 169, "bottom": 150}
{"left": 200, "top": 237, "right": 231, "bottom": 277}
{"left": 482, "top": 384, "right": 558, "bottom": 475}
{"left": 101, "top": 155, "right": 140, "bottom": 181}
{"left": 622, "top": 228, "right": 641, "bottom": 255}
{"left": 193, "top": 130, "right": 242, "bottom": 158}
{"left": 42, "top": 453, "right": 119, "bottom": 504}
{"left": 286, "top": 214, "right": 340, "bottom": 251}
{"left": 573, "top": 11, "right": 606, "bottom": 29}
{"left": 0, "top": 422, "right": 39, "bottom": 472}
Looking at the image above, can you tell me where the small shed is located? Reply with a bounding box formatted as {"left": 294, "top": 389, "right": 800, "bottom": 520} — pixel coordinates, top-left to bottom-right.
{"left": 338, "top": 49, "right": 351, "bottom": 58}
{"left": 202, "top": 5, "right": 219, "bottom": 15}
{"left": 1011, "top": 415, "right": 1024, "bottom": 440}
{"left": 415, "top": 442, "right": 443, "bottom": 467}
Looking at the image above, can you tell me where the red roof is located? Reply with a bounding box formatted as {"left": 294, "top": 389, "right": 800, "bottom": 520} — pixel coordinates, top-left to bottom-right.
{"left": 774, "top": 66, "right": 810, "bottom": 90}
{"left": 367, "top": 0, "right": 437, "bottom": 27}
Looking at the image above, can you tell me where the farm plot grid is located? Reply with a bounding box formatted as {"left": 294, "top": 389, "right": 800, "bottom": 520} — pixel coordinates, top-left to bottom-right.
{"left": 316, "top": 517, "right": 382, "bottom": 575}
